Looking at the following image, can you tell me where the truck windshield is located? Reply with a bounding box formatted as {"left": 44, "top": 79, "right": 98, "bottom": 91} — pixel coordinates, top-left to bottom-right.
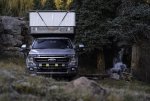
{"left": 32, "top": 39, "right": 73, "bottom": 49}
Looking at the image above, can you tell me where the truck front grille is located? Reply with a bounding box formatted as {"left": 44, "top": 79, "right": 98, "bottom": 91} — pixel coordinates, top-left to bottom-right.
{"left": 38, "top": 63, "right": 67, "bottom": 68}
{"left": 34, "top": 57, "right": 69, "bottom": 63}
{"left": 37, "top": 68, "right": 67, "bottom": 72}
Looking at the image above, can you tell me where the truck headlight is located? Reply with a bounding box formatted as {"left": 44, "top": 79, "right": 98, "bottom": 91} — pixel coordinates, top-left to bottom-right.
{"left": 27, "top": 56, "right": 34, "bottom": 62}
{"left": 69, "top": 56, "right": 78, "bottom": 66}
{"left": 26, "top": 56, "right": 35, "bottom": 67}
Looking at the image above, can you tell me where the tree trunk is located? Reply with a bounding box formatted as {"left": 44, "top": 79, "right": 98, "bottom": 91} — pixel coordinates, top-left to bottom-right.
{"left": 96, "top": 49, "right": 105, "bottom": 73}
{"left": 131, "top": 44, "right": 140, "bottom": 73}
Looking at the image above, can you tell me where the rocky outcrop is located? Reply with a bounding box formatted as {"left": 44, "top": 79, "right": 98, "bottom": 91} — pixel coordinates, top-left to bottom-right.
{"left": 64, "top": 77, "right": 107, "bottom": 99}
{"left": 0, "top": 16, "right": 28, "bottom": 56}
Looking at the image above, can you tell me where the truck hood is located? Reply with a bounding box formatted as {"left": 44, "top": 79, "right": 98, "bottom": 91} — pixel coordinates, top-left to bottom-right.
{"left": 29, "top": 49, "right": 75, "bottom": 56}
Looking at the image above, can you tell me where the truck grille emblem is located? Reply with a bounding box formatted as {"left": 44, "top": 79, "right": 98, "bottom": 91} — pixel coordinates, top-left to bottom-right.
{"left": 48, "top": 58, "right": 56, "bottom": 62}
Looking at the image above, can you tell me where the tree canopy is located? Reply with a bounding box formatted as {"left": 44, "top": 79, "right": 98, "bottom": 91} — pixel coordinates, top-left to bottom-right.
{"left": 0, "top": 0, "right": 34, "bottom": 16}
{"left": 0, "top": 0, "right": 55, "bottom": 16}
{"left": 74, "top": 0, "right": 150, "bottom": 52}
{"left": 75, "top": 0, "right": 122, "bottom": 51}
{"left": 0, "top": 0, "right": 74, "bottom": 16}
{"left": 0, "top": 0, "right": 149, "bottom": 50}
{"left": 54, "top": 0, "right": 73, "bottom": 10}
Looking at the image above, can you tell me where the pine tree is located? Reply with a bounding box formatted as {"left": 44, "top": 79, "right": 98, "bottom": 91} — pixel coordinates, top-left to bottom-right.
{"left": 75, "top": 0, "right": 121, "bottom": 73}
{"left": 74, "top": 0, "right": 150, "bottom": 73}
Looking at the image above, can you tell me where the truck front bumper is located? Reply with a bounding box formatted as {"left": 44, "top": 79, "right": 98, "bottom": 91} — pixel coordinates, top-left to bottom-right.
{"left": 27, "top": 67, "right": 78, "bottom": 76}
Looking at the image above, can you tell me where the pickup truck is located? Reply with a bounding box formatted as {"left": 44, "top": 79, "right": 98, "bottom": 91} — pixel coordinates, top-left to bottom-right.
{"left": 21, "top": 10, "right": 84, "bottom": 77}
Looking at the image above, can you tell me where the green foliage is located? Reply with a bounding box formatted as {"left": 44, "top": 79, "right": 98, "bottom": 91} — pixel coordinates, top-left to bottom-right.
{"left": 0, "top": 0, "right": 34, "bottom": 16}
{"left": 33, "top": 0, "right": 55, "bottom": 10}
{"left": 0, "top": 0, "right": 149, "bottom": 49}
{"left": 74, "top": 0, "right": 150, "bottom": 52}
{"left": 54, "top": 0, "right": 74, "bottom": 10}
{"left": 0, "top": 0, "right": 55, "bottom": 16}
{"left": 75, "top": 0, "right": 121, "bottom": 51}
{"left": 107, "top": 3, "right": 150, "bottom": 44}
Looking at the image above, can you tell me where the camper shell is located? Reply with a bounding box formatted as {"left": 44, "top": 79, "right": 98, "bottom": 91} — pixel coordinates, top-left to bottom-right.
{"left": 29, "top": 10, "right": 76, "bottom": 39}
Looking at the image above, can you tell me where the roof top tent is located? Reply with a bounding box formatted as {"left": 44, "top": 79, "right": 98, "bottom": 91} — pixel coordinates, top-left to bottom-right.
{"left": 29, "top": 10, "right": 76, "bottom": 39}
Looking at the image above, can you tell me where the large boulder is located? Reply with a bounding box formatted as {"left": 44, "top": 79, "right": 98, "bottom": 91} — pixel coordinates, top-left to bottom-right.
{"left": 0, "top": 16, "right": 28, "bottom": 56}
{"left": 0, "top": 34, "right": 22, "bottom": 46}
{"left": 64, "top": 77, "right": 106, "bottom": 99}
{"left": 0, "top": 18, "right": 4, "bottom": 33}
{"left": 1, "top": 16, "right": 25, "bottom": 35}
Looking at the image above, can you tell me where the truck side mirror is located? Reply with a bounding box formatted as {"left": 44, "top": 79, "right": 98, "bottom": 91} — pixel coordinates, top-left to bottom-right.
{"left": 21, "top": 44, "right": 31, "bottom": 50}
{"left": 20, "top": 44, "right": 29, "bottom": 57}
{"left": 76, "top": 44, "right": 85, "bottom": 52}
{"left": 21, "top": 44, "right": 27, "bottom": 49}
{"left": 79, "top": 44, "right": 85, "bottom": 48}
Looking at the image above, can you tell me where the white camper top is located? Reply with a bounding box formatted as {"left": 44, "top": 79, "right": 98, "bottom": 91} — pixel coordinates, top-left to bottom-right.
{"left": 29, "top": 10, "right": 75, "bottom": 34}
{"left": 30, "top": 10, "right": 75, "bottom": 27}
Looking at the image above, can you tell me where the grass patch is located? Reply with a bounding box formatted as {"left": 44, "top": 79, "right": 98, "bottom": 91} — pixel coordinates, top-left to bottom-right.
{"left": 99, "top": 79, "right": 150, "bottom": 101}
{"left": 0, "top": 56, "right": 150, "bottom": 101}
{"left": 99, "top": 79, "right": 150, "bottom": 93}
{"left": 0, "top": 55, "right": 25, "bottom": 67}
{"left": 0, "top": 55, "right": 26, "bottom": 77}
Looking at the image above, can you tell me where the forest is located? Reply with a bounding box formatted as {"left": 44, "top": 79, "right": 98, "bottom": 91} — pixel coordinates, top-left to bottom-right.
{"left": 0, "top": 0, "right": 150, "bottom": 82}
{"left": 0, "top": 0, "right": 150, "bottom": 101}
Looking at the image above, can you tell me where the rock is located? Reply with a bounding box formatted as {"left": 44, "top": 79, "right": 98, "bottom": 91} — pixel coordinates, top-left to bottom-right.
{"left": 2, "top": 47, "right": 20, "bottom": 51}
{"left": 2, "top": 51, "right": 24, "bottom": 57}
{"left": 65, "top": 77, "right": 106, "bottom": 96}
{"left": 0, "top": 34, "right": 19, "bottom": 46}
{"left": 0, "top": 16, "right": 29, "bottom": 56}
{"left": 110, "top": 73, "right": 120, "bottom": 80}
{"left": 0, "top": 19, "right": 4, "bottom": 33}
{"left": 0, "top": 70, "right": 16, "bottom": 82}
{"left": 1, "top": 16, "right": 22, "bottom": 35}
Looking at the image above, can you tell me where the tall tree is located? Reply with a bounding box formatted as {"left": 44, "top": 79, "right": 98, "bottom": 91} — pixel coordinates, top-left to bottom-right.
{"left": 54, "top": 0, "right": 73, "bottom": 10}
{"left": 33, "top": 0, "right": 55, "bottom": 10}
{"left": 0, "top": 0, "right": 55, "bottom": 16}
{"left": 74, "top": 0, "right": 150, "bottom": 75}
{"left": 0, "top": 0, "right": 34, "bottom": 16}
{"left": 75, "top": 0, "right": 121, "bottom": 72}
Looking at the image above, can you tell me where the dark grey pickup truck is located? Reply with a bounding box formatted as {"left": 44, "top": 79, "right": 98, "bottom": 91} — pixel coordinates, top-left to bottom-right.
{"left": 24, "top": 37, "right": 78, "bottom": 76}
{"left": 21, "top": 10, "right": 84, "bottom": 77}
